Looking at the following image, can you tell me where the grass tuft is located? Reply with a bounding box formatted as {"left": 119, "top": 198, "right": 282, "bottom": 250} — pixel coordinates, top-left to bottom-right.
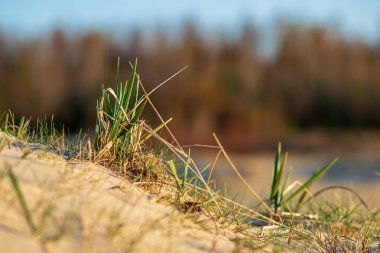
{"left": 269, "top": 142, "right": 338, "bottom": 215}
{"left": 94, "top": 58, "right": 146, "bottom": 161}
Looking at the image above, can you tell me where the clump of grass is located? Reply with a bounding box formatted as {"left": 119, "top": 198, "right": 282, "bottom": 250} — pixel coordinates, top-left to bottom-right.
{"left": 91, "top": 58, "right": 176, "bottom": 188}
{"left": 1, "top": 111, "right": 31, "bottom": 141}
{"left": 94, "top": 58, "right": 146, "bottom": 162}
{"left": 269, "top": 142, "right": 338, "bottom": 215}
{"left": 0, "top": 111, "right": 86, "bottom": 160}
{"left": 89, "top": 60, "right": 233, "bottom": 216}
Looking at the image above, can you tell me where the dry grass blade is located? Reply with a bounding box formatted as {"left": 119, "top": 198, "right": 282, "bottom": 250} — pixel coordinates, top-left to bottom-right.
{"left": 212, "top": 133, "right": 273, "bottom": 214}
{"left": 140, "top": 122, "right": 222, "bottom": 212}
{"left": 129, "top": 65, "right": 224, "bottom": 211}
{"left": 207, "top": 149, "right": 222, "bottom": 184}
{"left": 140, "top": 118, "right": 172, "bottom": 144}
{"left": 135, "top": 65, "right": 186, "bottom": 149}
{"left": 303, "top": 185, "right": 369, "bottom": 209}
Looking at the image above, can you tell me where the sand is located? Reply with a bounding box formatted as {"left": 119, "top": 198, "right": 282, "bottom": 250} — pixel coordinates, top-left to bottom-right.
{"left": 0, "top": 135, "right": 244, "bottom": 253}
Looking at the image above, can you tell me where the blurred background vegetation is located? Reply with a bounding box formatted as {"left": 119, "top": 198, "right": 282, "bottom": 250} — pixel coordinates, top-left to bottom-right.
{"left": 0, "top": 1, "right": 380, "bottom": 150}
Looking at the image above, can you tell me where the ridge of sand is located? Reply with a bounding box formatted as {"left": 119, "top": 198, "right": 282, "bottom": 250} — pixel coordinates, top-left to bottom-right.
{"left": 0, "top": 137, "right": 245, "bottom": 253}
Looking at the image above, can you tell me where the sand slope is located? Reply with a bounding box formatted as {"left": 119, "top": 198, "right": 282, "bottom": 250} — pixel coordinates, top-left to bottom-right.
{"left": 0, "top": 139, "right": 241, "bottom": 252}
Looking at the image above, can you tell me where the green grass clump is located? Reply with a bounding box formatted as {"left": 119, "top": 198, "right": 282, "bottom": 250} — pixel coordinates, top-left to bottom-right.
{"left": 0, "top": 111, "right": 84, "bottom": 159}
{"left": 94, "top": 58, "right": 146, "bottom": 161}
{"left": 1, "top": 112, "right": 32, "bottom": 140}
{"left": 270, "top": 142, "right": 338, "bottom": 214}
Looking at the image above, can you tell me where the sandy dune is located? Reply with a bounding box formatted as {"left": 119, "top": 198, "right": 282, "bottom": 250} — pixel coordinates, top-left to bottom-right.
{"left": 0, "top": 138, "right": 244, "bottom": 253}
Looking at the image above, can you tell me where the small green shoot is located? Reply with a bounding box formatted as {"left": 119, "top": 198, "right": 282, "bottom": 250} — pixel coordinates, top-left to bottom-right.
{"left": 182, "top": 154, "right": 190, "bottom": 191}
{"left": 270, "top": 142, "right": 288, "bottom": 214}
{"left": 168, "top": 155, "right": 190, "bottom": 196}
{"left": 168, "top": 160, "right": 181, "bottom": 190}
{"left": 270, "top": 142, "right": 338, "bottom": 214}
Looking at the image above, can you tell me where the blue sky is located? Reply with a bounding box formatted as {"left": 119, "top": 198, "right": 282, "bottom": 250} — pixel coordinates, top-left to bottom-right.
{"left": 0, "top": 0, "right": 379, "bottom": 43}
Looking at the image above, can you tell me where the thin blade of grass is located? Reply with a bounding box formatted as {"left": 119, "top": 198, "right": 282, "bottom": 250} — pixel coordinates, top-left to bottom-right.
{"left": 283, "top": 158, "right": 338, "bottom": 206}
{"left": 207, "top": 150, "right": 222, "bottom": 184}
{"left": 123, "top": 60, "right": 137, "bottom": 113}
{"left": 4, "top": 112, "right": 9, "bottom": 132}
{"left": 5, "top": 163, "right": 36, "bottom": 234}
{"left": 182, "top": 150, "right": 191, "bottom": 190}
{"left": 213, "top": 133, "right": 273, "bottom": 214}
{"left": 140, "top": 118, "right": 172, "bottom": 144}
{"left": 102, "top": 85, "right": 112, "bottom": 115}
{"left": 270, "top": 142, "right": 281, "bottom": 200}
{"left": 128, "top": 101, "right": 146, "bottom": 127}
{"left": 129, "top": 71, "right": 139, "bottom": 115}
{"left": 279, "top": 168, "right": 292, "bottom": 207}
{"left": 168, "top": 160, "right": 181, "bottom": 190}
{"left": 114, "top": 57, "right": 121, "bottom": 115}
{"left": 302, "top": 185, "right": 368, "bottom": 209}
{"left": 273, "top": 152, "right": 287, "bottom": 211}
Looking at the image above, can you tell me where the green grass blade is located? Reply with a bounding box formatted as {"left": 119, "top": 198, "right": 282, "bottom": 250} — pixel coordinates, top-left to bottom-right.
{"left": 283, "top": 158, "right": 338, "bottom": 206}
{"left": 182, "top": 151, "right": 191, "bottom": 190}
{"left": 131, "top": 72, "right": 140, "bottom": 117}
{"left": 101, "top": 84, "right": 112, "bottom": 115}
{"left": 49, "top": 115, "right": 54, "bottom": 136}
{"left": 140, "top": 117, "right": 172, "bottom": 144}
{"left": 270, "top": 142, "right": 281, "bottom": 200}
{"left": 168, "top": 160, "right": 181, "bottom": 190}
{"left": 108, "top": 117, "right": 122, "bottom": 143}
{"left": 273, "top": 152, "right": 287, "bottom": 211}
{"left": 279, "top": 168, "right": 292, "bottom": 206}
{"left": 123, "top": 60, "right": 137, "bottom": 114}
{"left": 276, "top": 152, "right": 287, "bottom": 193}
{"left": 114, "top": 57, "right": 121, "bottom": 115}
{"left": 6, "top": 164, "right": 36, "bottom": 234}
{"left": 296, "top": 191, "right": 307, "bottom": 208}
{"left": 121, "top": 101, "right": 146, "bottom": 137}
{"left": 4, "top": 113, "right": 9, "bottom": 132}
{"left": 116, "top": 57, "right": 120, "bottom": 93}
{"left": 129, "top": 101, "right": 146, "bottom": 125}
{"left": 122, "top": 60, "right": 139, "bottom": 117}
